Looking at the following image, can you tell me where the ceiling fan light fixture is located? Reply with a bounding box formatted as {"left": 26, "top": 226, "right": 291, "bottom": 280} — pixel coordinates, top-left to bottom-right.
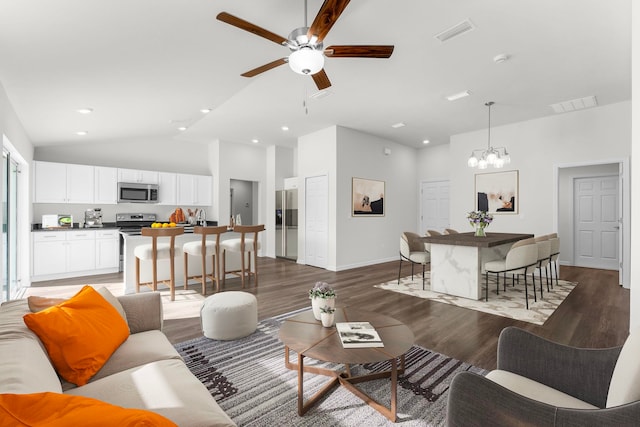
{"left": 289, "top": 47, "right": 324, "bottom": 75}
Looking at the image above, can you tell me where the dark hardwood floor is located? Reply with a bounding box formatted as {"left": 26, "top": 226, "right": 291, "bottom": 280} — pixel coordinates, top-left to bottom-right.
{"left": 31, "top": 257, "right": 630, "bottom": 371}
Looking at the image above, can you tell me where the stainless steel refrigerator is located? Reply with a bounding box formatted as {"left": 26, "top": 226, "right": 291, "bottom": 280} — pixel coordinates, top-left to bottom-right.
{"left": 275, "top": 189, "right": 298, "bottom": 260}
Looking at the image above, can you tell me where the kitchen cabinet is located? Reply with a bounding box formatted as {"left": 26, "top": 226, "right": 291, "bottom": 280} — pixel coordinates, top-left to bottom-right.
{"left": 177, "top": 174, "right": 212, "bottom": 206}
{"left": 94, "top": 166, "right": 118, "bottom": 204}
{"left": 158, "top": 172, "right": 177, "bottom": 205}
{"left": 118, "top": 168, "right": 158, "bottom": 184}
{"left": 33, "top": 161, "right": 94, "bottom": 204}
{"left": 32, "top": 229, "right": 119, "bottom": 281}
{"left": 95, "top": 229, "right": 119, "bottom": 270}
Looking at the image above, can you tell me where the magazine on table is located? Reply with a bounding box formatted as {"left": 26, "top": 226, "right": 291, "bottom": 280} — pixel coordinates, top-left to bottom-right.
{"left": 336, "top": 322, "right": 384, "bottom": 348}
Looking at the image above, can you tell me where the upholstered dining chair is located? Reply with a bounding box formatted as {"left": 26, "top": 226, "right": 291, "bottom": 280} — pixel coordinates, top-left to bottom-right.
{"left": 183, "top": 225, "right": 228, "bottom": 295}
{"left": 134, "top": 226, "right": 184, "bottom": 301}
{"left": 535, "top": 235, "right": 552, "bottom": 294}
{"left": 426, "top": 229, "right": 442, "bottom": 236}
{"left": 483, "top": 238, "right": 538, "bottom": 309}
{"left": 548, "top": 233, "right": 560, "bottom": 288}
{"left": 220, "top": 224, "right": 265, "bottom": 288}
{"left": 447, "top": 327, "right": 640, "bottom": 427}
{"left": 398, "top": 231, "right": 430, "bottom": 289}
{"left": 444, "top": 228, "right": 459, "bottom": 235}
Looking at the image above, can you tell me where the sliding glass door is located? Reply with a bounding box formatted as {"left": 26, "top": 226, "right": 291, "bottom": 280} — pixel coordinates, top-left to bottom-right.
{"left": 2, "top": 150, "right": 19, "bottom": 302}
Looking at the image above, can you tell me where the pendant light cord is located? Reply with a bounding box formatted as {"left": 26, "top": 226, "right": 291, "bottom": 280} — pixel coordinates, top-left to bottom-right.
{"left": 486, "top": 101, "right": 494, "bottom": 150}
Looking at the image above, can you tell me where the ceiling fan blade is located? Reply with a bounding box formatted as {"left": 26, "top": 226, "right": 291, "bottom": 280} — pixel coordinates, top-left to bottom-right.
{"left": 311, "top": 69, "right": 332, "bottom": 90}
{"left": 217, "top": 12, "right": 288, "bottom": 45}
{"left": 307, "top": 0, "right": 351, "bottom": 42}
{"left": 241, "top": 58, "right": 288, "bottom": 78}
{"left": 324, "top": 45, "right": 395, "bottom": 58}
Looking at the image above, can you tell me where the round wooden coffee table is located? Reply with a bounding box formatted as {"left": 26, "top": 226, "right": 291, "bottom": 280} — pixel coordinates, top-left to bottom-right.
{"left": 279, "top": 307, "right": 415, "bottom": 422}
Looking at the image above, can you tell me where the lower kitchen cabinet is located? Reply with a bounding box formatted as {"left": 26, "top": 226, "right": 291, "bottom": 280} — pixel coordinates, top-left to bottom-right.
{"left": 32, "top": 229, "right": 119, "bottom": 281}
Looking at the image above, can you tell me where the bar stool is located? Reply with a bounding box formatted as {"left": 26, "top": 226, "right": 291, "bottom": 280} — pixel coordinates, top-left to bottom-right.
{"left": 183, "top": 225, "right": 227, "bottom": 295}
{"left": 220, "top": 224, "right": 265, "bottom": 288}
{"left": 134, "top": 227, "right": 184, "bottom": 301}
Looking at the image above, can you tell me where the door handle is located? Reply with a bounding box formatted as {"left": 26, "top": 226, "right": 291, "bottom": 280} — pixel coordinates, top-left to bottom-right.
{"left": 614, "top": 226, "right": 620, "bottom": 230}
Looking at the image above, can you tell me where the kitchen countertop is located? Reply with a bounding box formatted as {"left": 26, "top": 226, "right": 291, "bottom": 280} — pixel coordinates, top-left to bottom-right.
{"left": 32, "top": 223, "right": 119, "bottom": 231}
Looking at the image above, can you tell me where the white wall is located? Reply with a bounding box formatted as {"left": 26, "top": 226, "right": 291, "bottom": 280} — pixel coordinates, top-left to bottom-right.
{"left": 335, "top": 127, "right": 417, "bottom": 270}
{"left": 448, "top": 101, "right": 631, "bottom": 236}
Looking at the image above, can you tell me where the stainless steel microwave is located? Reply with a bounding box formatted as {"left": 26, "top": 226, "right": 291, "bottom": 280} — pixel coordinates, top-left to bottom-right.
{"left": 117, "top": 182, "right": 159, "bottom": 203}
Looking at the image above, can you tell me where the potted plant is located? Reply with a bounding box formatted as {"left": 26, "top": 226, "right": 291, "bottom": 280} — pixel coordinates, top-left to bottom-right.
{"left": 467, "top": 210, "right": 494, "bottom": 237}
{"left": 319, "top": 306, "right": 336, "bottom": 328}
{"left": 308, "top": 281, "right": 336, "bottom": 320}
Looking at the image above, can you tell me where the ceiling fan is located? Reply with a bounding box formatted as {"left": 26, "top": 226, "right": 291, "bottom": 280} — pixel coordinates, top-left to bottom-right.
{"left": 216, "top": 0, "right": 394, "bottom": 90}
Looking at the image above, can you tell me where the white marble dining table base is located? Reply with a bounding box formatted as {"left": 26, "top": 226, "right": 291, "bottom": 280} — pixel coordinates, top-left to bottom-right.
{"left": 430, "top": 242, "right": 512, "bottom": 300}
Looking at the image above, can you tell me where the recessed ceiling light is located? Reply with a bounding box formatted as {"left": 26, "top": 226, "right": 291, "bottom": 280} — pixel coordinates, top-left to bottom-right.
{"left": 446, "top": 90, "right": 471, "bottom": 101}
{"left": 391, "top": 122, "right": 405, "bottom": 129}
{"left": 178, "top": 126, "right": 187, "bottom": 131}
{"left": 76, "top": 108, "right": 93, "bottom": 114}
{"left": 423, "top": 140, "right": 430, "bottom": 144}
{"left": 251, "top": 139, "right": 259, "bottom": 144}
{"left": 493, "top": 53, "right": 509, "bottom": 63}
{"left": 281, "top": 126, "right": 289, "bottom": 131}
{"left": 200, "top": 108, "right": 212, "bottom": 114}
{"left": 75, "top": 131, "right": 88, "bottom": 136}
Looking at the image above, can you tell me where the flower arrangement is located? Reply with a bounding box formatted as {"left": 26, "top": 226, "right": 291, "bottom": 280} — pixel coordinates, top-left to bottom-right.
{"left": 467, "top": 210, "right": 493, "bottom": 236}
{"left": 308, "top": 281, "right": 336, "bottom": 299}
{"left": 319, "top": 306, "right": 336, "bottom": 314}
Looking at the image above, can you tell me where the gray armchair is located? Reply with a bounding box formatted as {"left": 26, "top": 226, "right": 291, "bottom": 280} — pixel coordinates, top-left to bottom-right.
{"left": 447, "top": 327, "right": 640, "bottom": 427}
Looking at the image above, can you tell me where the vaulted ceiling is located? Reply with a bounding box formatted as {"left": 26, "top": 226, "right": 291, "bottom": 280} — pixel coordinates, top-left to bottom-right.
{"left": 0, "top": 0, "right": 631, "bottom": 149}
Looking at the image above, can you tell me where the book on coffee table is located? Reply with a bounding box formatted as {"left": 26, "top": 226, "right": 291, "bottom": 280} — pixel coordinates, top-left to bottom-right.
{"left": 336, "top": 322, "right": 384, "bottom": 348}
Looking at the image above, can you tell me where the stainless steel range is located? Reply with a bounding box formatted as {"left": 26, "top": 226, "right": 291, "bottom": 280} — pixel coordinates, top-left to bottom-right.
{"left": 116, "top": 213, "right": 157, "bottom": 235}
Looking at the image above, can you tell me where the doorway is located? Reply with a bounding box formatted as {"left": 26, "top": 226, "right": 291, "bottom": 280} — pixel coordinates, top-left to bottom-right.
{"left": 230, "top": 179, "right": 257, "bottom": 225}
{"left": 420, "top": 180, "right": 450, "bottom": 235}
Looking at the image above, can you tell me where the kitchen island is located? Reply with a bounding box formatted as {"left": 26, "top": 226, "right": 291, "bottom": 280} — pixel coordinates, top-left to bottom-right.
{"left": 121, "top": 230, "right": 253, "bottom": 295}
{"left": 422, "top": 232, "right": 533, "bottom": 300}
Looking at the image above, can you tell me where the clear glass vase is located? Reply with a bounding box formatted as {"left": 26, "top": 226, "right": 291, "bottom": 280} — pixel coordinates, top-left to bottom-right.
{"left": 474, "top": 225, "right": 486, "bottom": 237}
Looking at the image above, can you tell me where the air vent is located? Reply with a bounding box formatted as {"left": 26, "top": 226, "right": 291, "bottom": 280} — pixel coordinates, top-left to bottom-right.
{"left": 434, "top": 19, "right": 475, "bottom": 43}
{"left": 309, "top": 89, "right": 332, "bottom": 100}
{"left": 550, "top": 96, "right": 598, "bottom": 113}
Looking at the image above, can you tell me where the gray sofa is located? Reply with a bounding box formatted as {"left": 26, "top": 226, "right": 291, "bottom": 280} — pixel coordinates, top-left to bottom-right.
{"left": 0, "top": 291, "right": 236, "bottom": 427}
{"left": 447, "top": 327, "right": 640, "bottom": 427}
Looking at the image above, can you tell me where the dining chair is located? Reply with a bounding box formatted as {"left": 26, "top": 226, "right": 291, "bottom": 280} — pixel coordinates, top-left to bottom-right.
{"left": 134, "top": 227, "right": 184, "bottom": 301}
{"left": 220, "top": 224, "right": 265, "bottom": 288}
{"left": 535, "top": 235, "right": 552, "bottom": 295}
{"left": 444, "top": 228, "right": 459, "bottom": 235}
{"left": 426, "top": 229, "right": 442, "bottom": 236}
{"left": 183, "top": 225, "right": 228, "bottom": 295}
{"left": 398, "top": 232, "right": 430, "bottom": 289}
{"left": 548, "top": 233, "right": 560, "bottom": 288}
{"left": 484, "top": 238, "right": 538, "bottom": 309}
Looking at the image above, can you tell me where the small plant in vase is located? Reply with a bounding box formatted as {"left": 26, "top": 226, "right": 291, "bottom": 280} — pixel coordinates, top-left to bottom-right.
{"left": 319, "top": 306, "right": 336, "bottom": 328}
{"left": 309, "top": 281, "right": 336, "bottom": 321}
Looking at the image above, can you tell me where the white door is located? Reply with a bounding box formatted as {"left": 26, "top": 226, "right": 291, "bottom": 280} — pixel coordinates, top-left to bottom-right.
{"left": 420, "top": 180, "right": 450, "bottom": 234}
{"left": 574, "top": 176, "right": 619, "bottom": 270}
{"left": 305, "top": 175, "right": 328, "bottom": 268}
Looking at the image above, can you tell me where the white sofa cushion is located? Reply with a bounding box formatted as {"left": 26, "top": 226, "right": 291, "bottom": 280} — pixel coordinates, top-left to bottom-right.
{"left": 66, "top": 358, "right": 236, "bottom": 427}
{"left": 486, "top": 370, "right": 598, "bottom": 410}
{"left": 607, "top": 328, "right": 640, "bottom": 407}
{"left": 0, "top": 300, "right": 62, "bottom": 393}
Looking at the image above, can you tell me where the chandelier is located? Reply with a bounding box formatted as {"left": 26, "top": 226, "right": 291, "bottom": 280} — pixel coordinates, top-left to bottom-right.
{"left": 467, "top": 101, "right": 511, "bottom": 169}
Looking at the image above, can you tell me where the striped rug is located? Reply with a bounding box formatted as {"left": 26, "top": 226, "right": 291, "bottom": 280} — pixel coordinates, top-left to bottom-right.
{"left": 174, "top": 309, "right": 486, "bottom": 426}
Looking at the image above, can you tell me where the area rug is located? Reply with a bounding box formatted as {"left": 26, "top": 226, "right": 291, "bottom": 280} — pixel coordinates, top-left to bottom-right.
{"left": 174, "top": 309, "right": 486, "bottom": 426}
{"left": 374, "top": 273, "right": 577, "bottom": 325}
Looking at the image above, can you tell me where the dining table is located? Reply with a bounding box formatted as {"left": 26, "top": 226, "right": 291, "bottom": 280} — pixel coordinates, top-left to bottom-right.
{"left": 421, "top": 232, "right": 534, "bottom": 300}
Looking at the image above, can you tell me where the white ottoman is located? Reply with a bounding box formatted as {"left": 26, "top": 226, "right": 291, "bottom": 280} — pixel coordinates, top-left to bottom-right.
{"left": 200, "top": 291, "right": 258, "bottom": 340}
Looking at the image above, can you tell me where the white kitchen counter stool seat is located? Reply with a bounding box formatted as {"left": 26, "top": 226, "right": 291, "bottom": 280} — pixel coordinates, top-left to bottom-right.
{"left": 221, "top": 224, "right": 265, "bottom": 288}
{"left": 183, "top": 225, "right": 227, "bottom": 296}
{"left": 135, "top": 227, "right": 184, "bottom": 301}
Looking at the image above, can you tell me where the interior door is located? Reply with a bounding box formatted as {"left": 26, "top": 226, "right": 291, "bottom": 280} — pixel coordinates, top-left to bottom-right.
{"left": 574, "top": 175, "right": 619, "bottom": 270}
{"left": 420, "top": 180, "right": 450, "bottom": 235}
{"left": 305, "top": 175, "right": 328, "bottom": 268}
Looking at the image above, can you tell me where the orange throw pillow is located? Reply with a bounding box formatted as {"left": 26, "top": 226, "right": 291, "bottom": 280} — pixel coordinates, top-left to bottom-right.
{"left": 0, "top": 392, "right": 177, "bottom": 427}
{"left": 23, "top": 286, "right": 130, "bottom": 386}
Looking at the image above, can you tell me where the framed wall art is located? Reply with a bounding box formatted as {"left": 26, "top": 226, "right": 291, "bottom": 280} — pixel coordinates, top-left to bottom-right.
{"left": 475, "top": 170, "right": 519, "bottom": 214}
{"left": 352, "top": 177, "right": 385, "bottom": 216}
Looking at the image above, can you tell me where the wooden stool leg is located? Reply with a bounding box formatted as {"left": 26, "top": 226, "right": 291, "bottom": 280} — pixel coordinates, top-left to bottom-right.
{"left": 183, "top": 252, "right": 189, "bottom": 291}
{"left": 222, "top": 250, "right": 226, "bottom": 286}
{"left": 253, "top": 249, "right": 258, "bottom": 286}
{"left": 135, "top": 257, "right": 141, "bottom": 293}
{"left": 169, "top": 247, "right": 175, "bottom": 302}
{"left": 240, "top": 249, "right": 246, "bottom": 288}
{"left": 152, "top": 258, "right": 158, "bottom": 291}
{"left": 210, "top": 254, "right": 217, "bottom": 293}
{"left": 200, "top": 251, "right": 207, "bottom": 296}
{"left": 215, "top": 246, "right": 221, "bottom": 292}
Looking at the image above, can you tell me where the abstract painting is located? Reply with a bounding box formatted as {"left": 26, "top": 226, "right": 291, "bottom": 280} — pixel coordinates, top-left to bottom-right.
{"left": 352, "top": 177, "right": 385, "bottom": 216}
{"left": 475, "top": 170, "right": 519, "bottom": 214}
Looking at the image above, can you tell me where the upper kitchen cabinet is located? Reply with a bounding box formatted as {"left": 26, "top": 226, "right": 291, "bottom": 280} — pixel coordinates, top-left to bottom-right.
{"left": 94, "top": 166, "right": 118, "bottom": 204}
{"left": 176, "top": 174, "right": 212, "bottom": 206}
{"left": 33, "top": 161, "right": 94, "bottom": 204}
{"left": 158, "top": 172, "right": 177, "bottom": 205}
{"left": 118, "top": 168, "right": 158, "bottom": 184}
